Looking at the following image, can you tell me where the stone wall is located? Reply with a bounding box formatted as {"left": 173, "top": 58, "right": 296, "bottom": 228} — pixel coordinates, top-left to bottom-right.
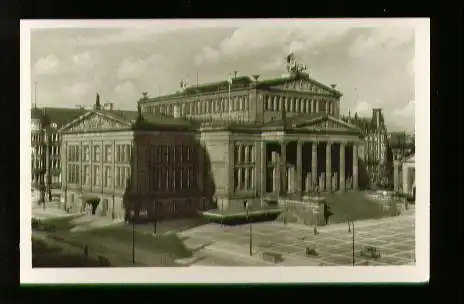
{"left": 276, "top": 198, "right": 326, "bottom": 226}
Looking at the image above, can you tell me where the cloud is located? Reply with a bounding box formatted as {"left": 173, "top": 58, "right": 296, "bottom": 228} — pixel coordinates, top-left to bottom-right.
{"left": 194, "top": 46, "right": 220, "bottom": 65}
{"left": 194, "top": 23, "right": 351, "bottom": 66}
{"left": 63, "top": 81, "right": 91, "bottom": 98}
{"left": 33, "top": 54, "right": 60, "bottom": 75}
{"left": 71, "top": 51, "right": 99, "bottom": 70}
{"left": 117, "top": 54, "right": 163, "bottom": 80}
{"left": 352, "top": 99, "right": 383, "bottom": 117}
{"left": 348, "top": 27, "right": 414, "bottom": 58}
{"left": 114, "top": 81, "right": 138, "bottom": 100}
{"left": 393, "top": 99, "right": 415, "bottom": 119}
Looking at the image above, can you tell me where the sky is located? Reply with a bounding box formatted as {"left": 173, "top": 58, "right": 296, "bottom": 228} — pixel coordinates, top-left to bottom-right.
{"left": 29, "top": 19, "right": 415, "bottom": 132}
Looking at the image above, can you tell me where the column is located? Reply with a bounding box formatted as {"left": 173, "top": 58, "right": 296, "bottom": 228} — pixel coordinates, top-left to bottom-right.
{"left": 280, "top": 141, "right": 287, "bottom": 195}
{"left": 310, "top": 100, "right": 314, "bottom": 113}
{"left": 296, "top": 141, "right": 303, "bottom": 196}
{"left": 326, "top": 142, "right": 332, "bottom": 192}
{"left": 259, "top": 141, "right": 266, "bottom": 198}
{"left": 315, "top": 99, "right": 320, "bottom": 113}
{"left": 311, "top": 142, "right": 318, "bottom": 189}
{"left": 101, "top": 140, "right": 104, "bottom": 193}
{"left": 244, "top": 167, "right": 249, "bottom": 190}
{"left": 339, "top": 143, "right": 346, "bottom": 192}
{"left": 227, "top": 141, "right": 235, "bottom": 196}
{"left": 112, "top": 141, "right": 116, "bottom": 193}
{"left": 402, "top": 164, "right": 409, "bottom": 195}
{"left": 393, "top": 157, "right": 400, "bottom": 192}
{"left": 133, "top": 141, "right": 138, "bottom": 193}
{"left": 352, "top": 143, "right": 359, "bottom": 190}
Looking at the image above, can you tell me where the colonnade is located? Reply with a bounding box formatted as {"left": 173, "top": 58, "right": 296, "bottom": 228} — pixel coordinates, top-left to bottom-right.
{"left": 262, "top": 140, "right": 359, "bottom": 197}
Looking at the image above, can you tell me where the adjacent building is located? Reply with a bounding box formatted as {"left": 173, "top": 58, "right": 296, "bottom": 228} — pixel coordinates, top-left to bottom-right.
{"left": 31, "top": 106, "right": 88, "bottom": 192}
{"left": 59, "top": 67, "right": 364, "bottom": 221}
{"left": 342, "top": 108, "right": 389, "bottom": 188}
{"left": 389, "top": 131, "right": 415, "bottom": 195}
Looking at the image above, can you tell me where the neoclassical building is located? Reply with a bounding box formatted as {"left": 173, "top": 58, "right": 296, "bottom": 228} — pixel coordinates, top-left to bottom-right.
{"left": 59, "top": 68, "right": 364, "bottom": 220}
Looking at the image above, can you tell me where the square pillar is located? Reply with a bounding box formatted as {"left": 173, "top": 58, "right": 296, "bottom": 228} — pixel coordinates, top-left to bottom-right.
{"left": 280, "top": 141, "right": 287, "bottom": 196}
{"left": 352, "top": 143, "right": 359, "bottom": 190}
{"left": 259, "top": 141, "right": 266, "bottom": 198}
{"left": 311, "top": 142, "right": 318, "bottom": 189}
{"left": 326, "top": 142, "right": 332, "bottom": 192}
{"left": 393, "top": 159, "right": 400, "bottom": 192}
{"left": 296, "top": 141, "right": 303, "bottom": 196}
{"left": 339, "top": 143, "right": 346, "bottom": 192}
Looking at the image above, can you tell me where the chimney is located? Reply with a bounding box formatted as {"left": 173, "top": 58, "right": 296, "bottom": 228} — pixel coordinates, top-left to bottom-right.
{"left": 103, "top": 102, "right": 114, "bottom": 111}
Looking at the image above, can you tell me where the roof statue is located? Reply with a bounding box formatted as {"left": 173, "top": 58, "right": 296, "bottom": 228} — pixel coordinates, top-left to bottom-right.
{"left": 142, "top": 92, "right": 149, "bottom": 99}
{"left": 95, "top": 93, "right": 101, "bottom": 110}
{"left": 286, "top": 53, "right": 308, "bottom": 78}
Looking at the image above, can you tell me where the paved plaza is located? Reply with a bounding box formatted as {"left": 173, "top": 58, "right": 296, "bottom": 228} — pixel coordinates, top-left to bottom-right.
{"left": 179, "top": 212, "right": 415, "bottom": 266}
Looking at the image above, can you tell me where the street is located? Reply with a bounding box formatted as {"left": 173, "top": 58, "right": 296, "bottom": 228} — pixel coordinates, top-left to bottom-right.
{"left": 179, "top": 211, "right": 415, "bottom": 266}
{"left": 31, "top": 201, "right": 415, "bottom": 267}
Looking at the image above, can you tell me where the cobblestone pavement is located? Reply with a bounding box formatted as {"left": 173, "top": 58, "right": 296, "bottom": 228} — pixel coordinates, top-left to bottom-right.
{"left": 180, "top": 213, "right": 415, "bottom": 266}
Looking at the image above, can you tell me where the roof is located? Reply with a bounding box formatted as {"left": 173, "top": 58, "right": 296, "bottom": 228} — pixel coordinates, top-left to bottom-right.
{"left": 139, "top": 73, "right": 341, "bottom": 104}
{"left": 31, "top": 107, "right": 89, "bottom": 128}
{"left": 403, "top": 154, "right": 415, "bottom": 163}
{"left": 263, "top": 112, "right": 326, "bottom": 127}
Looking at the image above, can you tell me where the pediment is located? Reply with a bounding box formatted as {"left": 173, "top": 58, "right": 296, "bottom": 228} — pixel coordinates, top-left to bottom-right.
{"left": 60, "top": 111, "right": 131, "bottom": 133}
{"left": 292, "top": 115, "right": 361, "bottom": 132}
{"left": 271, "top": 80, "right": 334, "bottom": 95}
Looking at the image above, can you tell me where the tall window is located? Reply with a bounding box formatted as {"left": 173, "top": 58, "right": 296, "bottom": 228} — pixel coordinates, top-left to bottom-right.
{"left": 104, "top": 165, "right": 112, "bottom": 187}
{"left": 234, "top": 143, "right": 256, "bottom": 191}
{"left": 82, "top": 145, "right": 90, "bottom": 161}
{"left": 149, "top": 144, "right": 194, "bottom": 192}
{"left": 67, "top": 145, "right": 80, "bottom": 162}
{"left": 92, "top": 165, "right": 101, "bottom": 186}
{"left": 93, "top": 145, "right": 101, "bottom": 162}
{"left": 83, "top": 165, "right": 91, "bottom": 185}
{"left": 67, "top": 164, "right": 80, "bottom": 184}
{"left": 104, "top": 145, "right": 112, "bottom": 163}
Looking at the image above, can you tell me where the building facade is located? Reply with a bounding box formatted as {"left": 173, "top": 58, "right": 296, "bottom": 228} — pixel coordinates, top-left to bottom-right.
{"left": 390, "top": 131, "right": 415, "bottom": 194}
{"left": 59, "top": 71, "right": 364, "bottom": 221}
{"left": 342, "top": 108, "right": 389, "bottom": 188}
{"left": 31, "top": 106, "right": 88, "bottom": 192}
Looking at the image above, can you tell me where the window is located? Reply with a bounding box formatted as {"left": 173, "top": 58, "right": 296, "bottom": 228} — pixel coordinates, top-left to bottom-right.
{"left": 104, "top": 145, "right": 112, "bottom": 163}
{"left": 67, "top": 164, "right": 80, "bottom": 184}
{"left": 104, "top": 166, "right": 112, "bottom": 187}
{"left": 68, "top": 146, "right": 80, "bottom": 162}
{"left": 83, "top": 145, "right": 90, "bottom": 161}
{"left": 83, "top": 165, "right": 91, "bottom": 185}
{"left": 92, "top": 165, "right": 101, "bottom": 186}
{"left": 93, "top": 145, "right": 101, "bottom": 162}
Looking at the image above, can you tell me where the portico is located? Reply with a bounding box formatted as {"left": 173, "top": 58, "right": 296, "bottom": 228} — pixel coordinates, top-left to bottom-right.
{"left": 255, "top": 113, "right": 363, "bottom": 201}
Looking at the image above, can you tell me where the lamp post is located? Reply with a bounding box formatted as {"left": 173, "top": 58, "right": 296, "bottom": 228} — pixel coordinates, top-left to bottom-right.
{"left": 244, "top": 200, "right": 252, "bottom": 256}
{"left": 152, "top": 203, "right": 157, "bottom": 235}
{"left": 130, "top": 209, "right": 136, "bottom": 264}
{"left": 348, "top": 219, "right": 355, "bottom": 266}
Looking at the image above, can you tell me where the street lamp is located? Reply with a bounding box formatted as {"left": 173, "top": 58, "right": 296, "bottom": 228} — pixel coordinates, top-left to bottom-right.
{"left": 152, "top": 203, "right": 157, "bottom": 235}
{"left": 130, "top": 209, "right": 136, "bottom": 264}
{"left": 244, "top": 200, "right": 252, "bottom": 256}
{"left": 348, "top": 219, "right": 355, "bottom": 266}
